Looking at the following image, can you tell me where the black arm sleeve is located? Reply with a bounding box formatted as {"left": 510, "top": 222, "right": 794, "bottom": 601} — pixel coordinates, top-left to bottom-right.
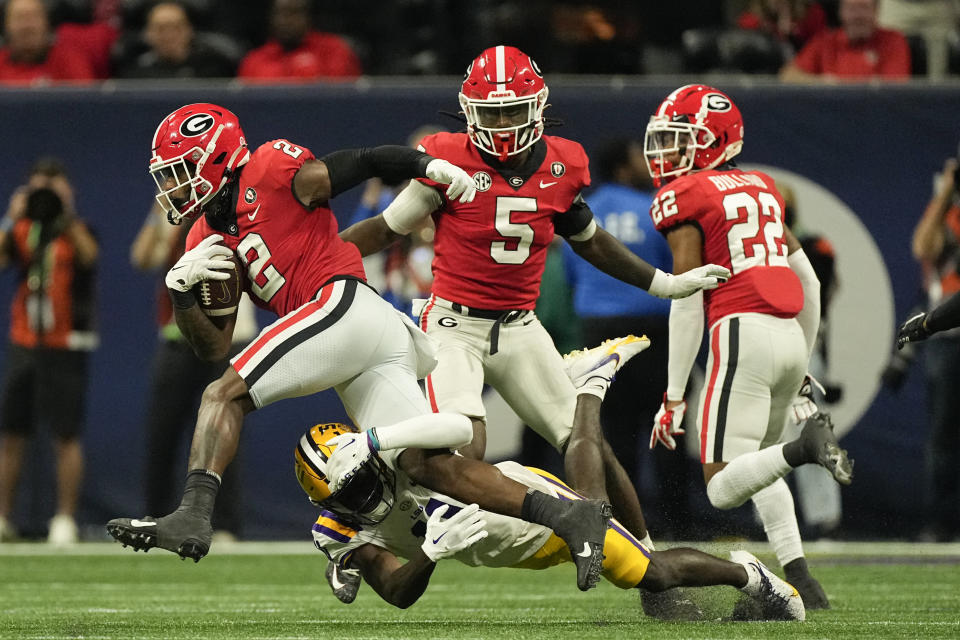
{"left": 926, "top": 290, "right": 960, "bottom": 334}
{"left": 321, "top": 146, "right": 434, "bottom": 198}
{"left": 554, "top": 194, "right": 595, "bottom": 238}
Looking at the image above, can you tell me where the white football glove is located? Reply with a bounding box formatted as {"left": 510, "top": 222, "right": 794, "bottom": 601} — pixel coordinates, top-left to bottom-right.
{"left": 421, "top": 503, "right": 488, "bottom": 562}
{"left": 325, "top": 431, "right": 377, "bottom": 493}
{"left": 425, "top": 158, "right": 477, "bottom": 203}
{"left": 650, "top": 396, "right": 686, "bottom": 450}
{"left": 165, "top": 234, "right": 233, "bottom": 292}
{"left": 649, "top": 265, "right": 731, "bottom": 299}
{"left": 791, "top": 374, "right": 826, "bottom": 424}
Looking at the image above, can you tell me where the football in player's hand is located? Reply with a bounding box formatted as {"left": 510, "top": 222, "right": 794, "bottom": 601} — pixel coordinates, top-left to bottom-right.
{"left": 193, "top": 255, "right": 243, "bottom": 316}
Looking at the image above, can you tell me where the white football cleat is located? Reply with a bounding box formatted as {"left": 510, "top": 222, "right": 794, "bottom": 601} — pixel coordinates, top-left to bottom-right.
{"left": 563, "top": 335, "right": 650, "bottom": 400}
{"left": 731, "top": 550, "right": 805, "bottom": 621}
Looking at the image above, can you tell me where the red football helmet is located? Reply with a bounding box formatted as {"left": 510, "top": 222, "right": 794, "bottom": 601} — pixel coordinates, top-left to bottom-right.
{"left": 149, "top": 103, "right": 250, "bottom": 224}
{"left": 458, "top": 45, "right": 549, "bottom": 160}
{"left": 644, "top": 85, "right": 744, "bottom": 186}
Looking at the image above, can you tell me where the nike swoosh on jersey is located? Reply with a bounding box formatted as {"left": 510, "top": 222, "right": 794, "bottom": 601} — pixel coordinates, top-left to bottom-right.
{"left": 576, "top": 542, "right": 593, "bottom": 557}
{"left": 130, "top": 519, "right": 156, "bottom": 528}
{"left": 247, "top": 204, "right": 261, "bottom": 221}
{"left": 539, "top": 180, "right": 557, "bottom": 188}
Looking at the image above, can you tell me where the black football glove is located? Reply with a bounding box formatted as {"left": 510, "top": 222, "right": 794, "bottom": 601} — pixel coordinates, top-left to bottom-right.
{"left": 897, "top": 313, "right": 930, "bottom": 350}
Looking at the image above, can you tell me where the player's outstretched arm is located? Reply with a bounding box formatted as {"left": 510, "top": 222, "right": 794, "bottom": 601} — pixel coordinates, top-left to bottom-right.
{"left": 294, "top": 146, "right": 475, "bottom": 208}
{"left": 568, "top": 225, "right": 729, "bottom": 299}
{"left": 326, "top": 413, "right": 474, "bottom": 492}
{"left": 340, "top": 181, "right": 442, "bottom": 257}
{"left": 350, "top": 543, "right": 437, "bottom": 609}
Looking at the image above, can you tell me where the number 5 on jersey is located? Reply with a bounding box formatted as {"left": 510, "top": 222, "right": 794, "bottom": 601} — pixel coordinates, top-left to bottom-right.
{"left": 491, "top": 196, "right": 536, "bottom": 264}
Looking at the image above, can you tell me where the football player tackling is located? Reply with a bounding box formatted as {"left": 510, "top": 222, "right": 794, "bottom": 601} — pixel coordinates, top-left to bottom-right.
{"left": 295, "top": 410, "right": 803, "bottom": 621}
{"left": 107, "top": 104, "right": 621, "bottom": 593}
{"left": 643, "top": 85, "right": 854, "bottom": 609}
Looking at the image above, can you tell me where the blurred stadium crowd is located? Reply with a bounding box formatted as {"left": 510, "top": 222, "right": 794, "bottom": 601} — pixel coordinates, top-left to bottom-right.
{"left": 1, "top": 0, "right": 959, "bottom": 84}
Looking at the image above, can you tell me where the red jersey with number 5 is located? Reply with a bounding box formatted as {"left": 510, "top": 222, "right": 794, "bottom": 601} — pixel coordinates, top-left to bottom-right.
{"left": 650, "top": 168, "right": 802, "bottom": 328}
{"left": 186, "top": 139, "right": 365, "bottom": 317}
{"left": 417, "top": 132, "right": 591, "bottom": 310}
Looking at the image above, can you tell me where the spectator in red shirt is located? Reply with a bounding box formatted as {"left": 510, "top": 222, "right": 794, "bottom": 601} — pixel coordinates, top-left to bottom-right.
{"left": 780, "top": 0, "right": 911, "bottom": 83}
{"left": 237, "top": 0, "right": 362, "bottom": 82}
{"left": 737, "top": 0, "right": 829, "bottom": 52}
{"left": 0, "top": 0, "right": 95, "bottom": 86}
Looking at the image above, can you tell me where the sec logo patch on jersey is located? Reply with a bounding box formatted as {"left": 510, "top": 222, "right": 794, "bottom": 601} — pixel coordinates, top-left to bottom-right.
{"left": 551, "top": 162, "right": 565, "bottom": 177}
{"left": 473, "top": 171, "right": 492, "bottom": 192}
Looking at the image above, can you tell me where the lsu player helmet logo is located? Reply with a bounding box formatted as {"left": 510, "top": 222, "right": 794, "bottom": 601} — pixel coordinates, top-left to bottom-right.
{"left": 294, "top": 422, "right": 396, "bottom": 526}
{"left": 459, "top": 45, "right": 549, "bottom": 161}
{"left": 150, "top": 103, "right": 250, "bottom": 225}
{"left": 644, "top": 84, "right": 744, "bottom": 187}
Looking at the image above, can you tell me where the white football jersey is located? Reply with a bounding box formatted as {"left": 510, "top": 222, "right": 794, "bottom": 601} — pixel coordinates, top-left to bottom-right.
{"left": 312, "top": 461, "right": 559, "bottom": 568}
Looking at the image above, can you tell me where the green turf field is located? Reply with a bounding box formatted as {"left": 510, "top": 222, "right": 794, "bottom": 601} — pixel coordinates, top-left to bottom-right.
{"left": 1, "top": 541, "right": 958, "bottom": 640}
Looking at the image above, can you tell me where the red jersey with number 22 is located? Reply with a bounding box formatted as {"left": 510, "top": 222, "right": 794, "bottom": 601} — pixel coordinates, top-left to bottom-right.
{"left": 186, "top": 139, "right": 365, "bottom": 317}
{"left": 417, "top": 132, "right": 590, "bottom": 310}
{"left": 651, "top": 168, "right": 802, "bottom": 328}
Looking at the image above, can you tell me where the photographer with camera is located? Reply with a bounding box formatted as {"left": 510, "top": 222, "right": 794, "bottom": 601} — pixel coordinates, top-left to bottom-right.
{"left": 0, "top": 157, "right": 98, "bottom": 545}
{"left": 899, "top": 153, "right": 960, "bottom": 541}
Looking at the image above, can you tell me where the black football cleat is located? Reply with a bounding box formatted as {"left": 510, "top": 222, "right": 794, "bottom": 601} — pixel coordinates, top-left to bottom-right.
{"left": 107, "top": 511, "right": 213, "bottom": 562}
{"left": 799, "top": 412, "right": 854, "bottom": 485}
{"left": 553, "top": 499, "right": 612, "bottom": 592}
{"left": 326, "top": 562, "right": 361, "bottom": 604}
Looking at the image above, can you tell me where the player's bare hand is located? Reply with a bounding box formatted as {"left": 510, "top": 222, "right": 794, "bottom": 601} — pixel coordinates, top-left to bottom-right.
{"left": 425, "top": 158, "right": 477, "bottom": 203}
{"left": 650, "top": 395, "right": 686, "bottom": 450}
{"left": 164, "top": 234, "right": 233, "bottom": 292}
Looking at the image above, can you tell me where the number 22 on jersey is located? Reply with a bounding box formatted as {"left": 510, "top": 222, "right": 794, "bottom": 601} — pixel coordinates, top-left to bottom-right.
{"left": 722, "top": 191, "right": 788, "bottom": 274}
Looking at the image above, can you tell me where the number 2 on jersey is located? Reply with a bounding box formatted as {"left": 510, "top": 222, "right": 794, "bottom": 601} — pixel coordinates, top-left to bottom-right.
{"left": 237, "top": 232, "right": 287, "bottom": 302}
{"left": 490, "top": 196, "right": 536, "bottom": 264}
{"left": 273, "top": 140, "right": 304, "bottom": 159}
{"left": 722, "top": 191, "right": 788, "bottom": 274}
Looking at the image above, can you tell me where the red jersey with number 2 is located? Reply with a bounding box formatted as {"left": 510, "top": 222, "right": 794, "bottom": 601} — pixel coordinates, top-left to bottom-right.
{"left": 417, "top": 132, "right": 590, "bottom": 310}
{"left": 650, "top": 168, "right": 802, "bottom": 328}
{"left": 186, "top": 139, "right": 365, "bottom": 317}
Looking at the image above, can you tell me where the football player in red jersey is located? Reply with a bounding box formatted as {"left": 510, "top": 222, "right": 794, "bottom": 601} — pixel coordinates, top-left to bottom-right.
{"left": 643, "top": 84, "right": 854, "bottom": 609}
{"left": 340, "top": 45, "right": 730, "bottom": 607}
{"left": 107, "top": 103, "right": 620, "bottom": 594}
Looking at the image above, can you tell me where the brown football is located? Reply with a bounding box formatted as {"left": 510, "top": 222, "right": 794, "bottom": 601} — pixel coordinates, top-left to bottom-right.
{"left": 193, "top": 255, "right": 243, "bottom": 316}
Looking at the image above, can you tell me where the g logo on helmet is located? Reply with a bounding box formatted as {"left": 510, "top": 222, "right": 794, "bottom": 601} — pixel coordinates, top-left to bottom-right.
{"left": 180, "top": 113, "right": 215, "bottom": 137}
{"left": 704, "top": 94, "right": 732, "bottom": 112}
{"left": 529, "top": 56, "right": 543, "bottom": 77}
